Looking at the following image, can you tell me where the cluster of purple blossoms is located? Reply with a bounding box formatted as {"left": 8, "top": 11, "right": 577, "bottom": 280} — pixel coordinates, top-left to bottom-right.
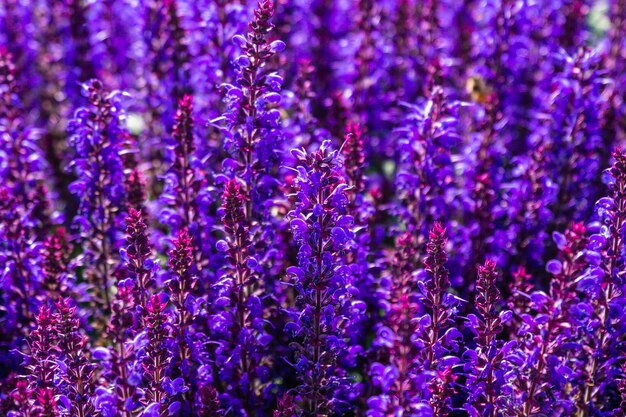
{"left": 2, "top": 1, "right": 626, "bottom": 416}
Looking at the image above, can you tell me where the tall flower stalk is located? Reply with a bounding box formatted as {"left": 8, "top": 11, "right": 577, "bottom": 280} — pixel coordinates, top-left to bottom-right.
{"left": 67, "top": 79, "right": 131, "bottom": 318}
{"left": 416, "top": 223, "right": 460, "bottom": 415}
{"left": 167, "top": 228, "right": 197, "bottom": 375}
{"left": 54, "top": 298, "right": 99, "bottom": 417}
{"left": 214, "top": 0, "right": 284, "bottom": 209}
{"left": 209, "top": 1, "right": 285, "bottom": 412}
{"left": 286, "top": 140, "right": 355, "bottom": 416}
{"left": 465, "top": 260, "right": 510, "bottom": 417}
{"left": 2, "top": 1, "right": 626, "bottom": 415}
{"left": 368, "top": 232, "right": 424, "bottom": 416}
{"left": 18, "top": 305, "right": 59, "bottom": 416}
{"left": 160, "top": 95, "right": 202, "bottom": 238}
{"left": 142, "top": 293, "right": 174, "bottom": 415}
{"left": 577, "top": 149, "right": 626, "bottom": 416}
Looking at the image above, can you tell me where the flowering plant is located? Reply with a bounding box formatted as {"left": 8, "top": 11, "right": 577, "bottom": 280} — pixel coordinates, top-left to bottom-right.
{"left": 1, "top": 1, "right": 626, "bottom": 416}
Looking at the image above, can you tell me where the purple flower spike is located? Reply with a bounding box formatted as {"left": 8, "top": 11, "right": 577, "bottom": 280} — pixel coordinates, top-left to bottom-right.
{"left": 67, "top": 79, "right": 133, "bottom": 319}
{"left": 125, "top": 208, "right": 155, "bottom": 308}
{"left": 420, "top": 223, "right": 455, "bottom": 370}
{"left": 576, "top": 149, "right": 626, "bottom": 415}
{"left": 13, "top": 306, "right": 59, "bottom": 416}
{"left": 286, "top": 140, "right": 356, "bottom": 415}
{"left": 54, "top": 298, "right": 98, "bottom": 417}
{"left": 166, "top": 228, "right": 202, "bottom": 387}
{"left": 2, "top": 1, "right": 626, "bottom": 415}
{"left": 464, "top": 259, "right": 508, "bottom": 416}
{"left": 141, "top": 293, "right": 173, "bottom": 413}
{"left": 369, "top": 232, "right": 422, "bottom": 415}
{"left": 411, "top": 223, "right": 460, "bottom": 415}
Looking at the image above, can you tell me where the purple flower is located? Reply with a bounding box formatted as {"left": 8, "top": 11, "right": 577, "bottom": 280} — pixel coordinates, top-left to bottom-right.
{"left": 67, "top": 79, "right": 133, "bottom": 317}
{"left": 418, "top": 223, "right": 456, "bottom": 369}
{"left": 124, "top": 208, "right": 156, "bottom": 308}
{"left": 575, "top": 149, "right": 626, "bottom": 415}
{"left": 2, "top": 1, "right": 626, "bottom": 415}
{"left": 158, "top": 94, "right": 214, "bottom": 272}
{"left": 54, "top": 298, "right": 99, "bottom": 416}
{"left": 464, "top": 259, "right": 508, "bottom": 415}
{"left": 211, "top": 0, "right": 284, "bottom": 213}
{"left": 286, "top": 140, "right": 355, "bottom": 415}
{"left": 18, "top": 306, "right": 59, "bottom": 414}
{"left": 368, "top": 232, "right": 423, "bottom": 414}
{"left": 165, "top": 227, "right": 205, "bottom": 398}
{"left": 141, "top": 292, "right": 174, "bottom": 412}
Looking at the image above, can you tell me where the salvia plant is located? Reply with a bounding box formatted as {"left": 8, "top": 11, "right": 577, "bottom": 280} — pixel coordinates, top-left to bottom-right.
{"left": 2, "top": 1, "right": 626, "bottom": 416}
